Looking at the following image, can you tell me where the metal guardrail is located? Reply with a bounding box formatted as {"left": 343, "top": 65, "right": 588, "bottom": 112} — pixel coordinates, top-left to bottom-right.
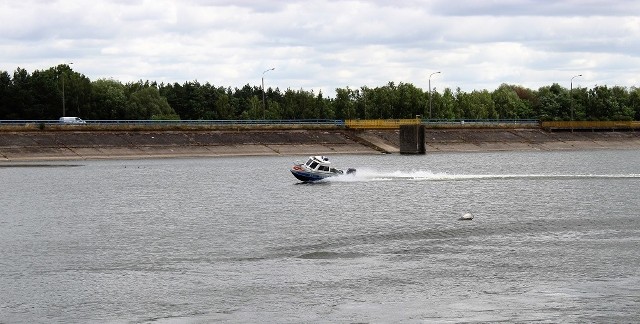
{"left": 3, "top": 119, "right": 639, "bottom": 136}
{"left": 345, "top": 119, "right": 540, "bottom": 129}
{"left": 541, "top": 121, "right": 640, "bottom": 130}
{"left": 345, "top": 119, "right": 421, "bottom": 129}
{"left": 423, "top": 119, "right": 539, "bottom": 125}
{"left": 8, "top": 119, "right": 637, "bottom": 131}
{"left": 0, "top": 119, "right": 346, "bottom": 126}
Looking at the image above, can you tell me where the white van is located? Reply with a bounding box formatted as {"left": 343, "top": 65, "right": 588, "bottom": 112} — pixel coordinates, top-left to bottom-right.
{"left": 59, "top": 117, "right": 86, "bottom": 124}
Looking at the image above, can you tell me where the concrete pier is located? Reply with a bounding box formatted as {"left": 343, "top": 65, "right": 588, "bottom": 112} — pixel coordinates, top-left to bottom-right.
{"left": 399, "top": 125, "right": 425, "bottom": 154}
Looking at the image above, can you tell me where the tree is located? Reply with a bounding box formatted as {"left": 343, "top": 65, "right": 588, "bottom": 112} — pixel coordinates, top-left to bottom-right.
{"left": 587, "top": 85, "right": 634, "bottom": 121}
{"left": 0, "top": 71, "right": 11, "bottom": 119}
{"left": 611, "top": 85, "right": 634, "bottom": 120}
{"left": 629, "top": 87, "right": 640, "bottom": 120}
{"left": 316, "top": 91, "right": 334, "bottom": 119}
{"left": 536, "top": 83, "right": 567, "bottom": 120}
{"left": 493, "top": 84, "right": 528, "bottom": 119}
{"left": 3, "top": 64, "right": 640, "bottom": 121}
{"left": 240, "top": 95, "right": 262, "bottom": 120}
{"left": 512, "top": 85, "right": 535, "bottom": 118}
{"left": 376, "top": 82, "right": 398, "bottom": 119}
{"left": 438, "top": 88, "right": 456, "bottom": 119}
{"left": 463, "top": 90, "right": 495, "bottom": 119}
{"left": 8, "top": 68, "right": 35, "bottom": 119}
{"left": 334, "top": 87, "right": 356, "bottom": 119}
{"left": 28, "top": 68, "right": 59, "bottom": 119}
{"left": 214, "top": 92, "right": 234, "bottom": 119}
{"left": 396, "top": 82, "right": 424, "bottom": 118}
{"left": 126, "top": 87, "right": 177, "bottom": 119}
{"left": 90, "top": 79, "right": 127, "bottom": 119}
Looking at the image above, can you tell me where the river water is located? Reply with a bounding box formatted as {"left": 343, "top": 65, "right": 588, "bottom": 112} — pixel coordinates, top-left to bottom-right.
{"left": 1, "top": 150, "right": 639, "bottom": 323}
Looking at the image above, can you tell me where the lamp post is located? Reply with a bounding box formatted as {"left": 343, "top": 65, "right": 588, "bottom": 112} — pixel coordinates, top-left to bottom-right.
{"left": 570, "top": 74, "right": 582, "bottom": 123}
{"left": 428, "top": 71, "right": 441, "bottom": 119}
{"left": 262, "top": 68, "right": 275, "bottom": 119}
{"left": 62, "top": 62, "right": 73, "bottom": 117}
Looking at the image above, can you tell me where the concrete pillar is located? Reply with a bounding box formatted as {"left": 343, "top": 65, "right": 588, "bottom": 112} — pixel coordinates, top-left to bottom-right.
{"left": 399, "top": 124, "right": 425, "bottom": 154}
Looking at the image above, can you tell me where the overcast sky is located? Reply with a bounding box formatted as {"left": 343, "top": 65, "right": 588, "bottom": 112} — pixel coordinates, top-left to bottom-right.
{"left": 2, "top": 0, "right": 639, "bottom": 97}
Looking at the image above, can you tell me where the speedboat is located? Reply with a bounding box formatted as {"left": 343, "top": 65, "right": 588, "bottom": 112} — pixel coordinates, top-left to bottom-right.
{"left": 290, "top": 156, "right": 356, "bottom": 182}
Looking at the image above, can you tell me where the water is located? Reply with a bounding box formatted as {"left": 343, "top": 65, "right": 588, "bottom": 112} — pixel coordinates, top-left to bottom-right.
{"left": 1, "top": 150, "right": 639, "bottom": 323}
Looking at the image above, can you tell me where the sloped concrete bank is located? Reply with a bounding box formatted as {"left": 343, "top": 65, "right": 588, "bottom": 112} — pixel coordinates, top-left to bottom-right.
{"left": 0, "top": 130, "right": 378, "bottom": 162}
{"left": 1, "top": 128, "right": 639, "bottom": 162}
{"left": 373, "top": 128, "right": 640, "bottom": 152}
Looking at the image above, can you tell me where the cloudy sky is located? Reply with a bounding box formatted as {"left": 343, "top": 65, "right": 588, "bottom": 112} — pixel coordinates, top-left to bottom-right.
{"left": 2, "top": 0, "right": 639, "bottom": 97}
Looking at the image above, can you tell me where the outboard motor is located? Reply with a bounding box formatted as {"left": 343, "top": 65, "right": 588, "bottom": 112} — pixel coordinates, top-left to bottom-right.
{"left": 346, "top": 168, "right": 356, "bottom": 174}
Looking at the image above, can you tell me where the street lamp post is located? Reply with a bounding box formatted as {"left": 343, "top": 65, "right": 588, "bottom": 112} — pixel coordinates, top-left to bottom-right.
{"left": 62, "top": 75, "right": 66, "bottom": 117}
{"left": 262, "top": 68, "right": 275, "bottom": 119}
{"left": 428, "top": 71, "right": 441, "bottom": 119}
{"left": 62, "top": 62, "right": 73, "bottom": 117}
{"left": 570, "top": 74, "right": 582, "bottom": 124}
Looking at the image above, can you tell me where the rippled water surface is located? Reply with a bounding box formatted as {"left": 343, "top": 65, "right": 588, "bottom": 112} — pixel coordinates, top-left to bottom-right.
{"left": 1, "top": 150, "right": 640, "bottom": 323}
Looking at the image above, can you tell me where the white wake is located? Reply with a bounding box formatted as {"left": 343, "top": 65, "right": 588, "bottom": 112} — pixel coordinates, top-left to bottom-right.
{"left": 326, "top": 169, "right": 640, "bottom": 182}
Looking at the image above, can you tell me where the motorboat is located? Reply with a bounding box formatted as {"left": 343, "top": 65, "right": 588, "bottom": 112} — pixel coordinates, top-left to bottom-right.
{"left": 290, "top": 156, "right": 356, "bottom": 182}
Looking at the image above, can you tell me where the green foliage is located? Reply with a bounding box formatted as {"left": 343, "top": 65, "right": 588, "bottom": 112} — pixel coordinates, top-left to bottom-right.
{"left": 0, "top": 65, "right": 638, "bottom": 121}
{"left": 439, "top": 88, "right": 456, "bottom": 119}
{"left": 0, "top": 71, "right": 10, "bottom": 118}
{"left": 536, "top": 84, "right": 567, "bottom": 120}
{"left": 493, "top": 84, "right": 528, "bottom": 119}
{"left": 334, "top": 87, "right": 355, "bottom": 119}
{"left": 151, "top": 113, "right": 181, "bottom": 120}
{"left": 126, "top": 87, "right": 177, "bottom": 120}
{"left": 90, "top": 79, "right": 127, "bottom": 119}
{"left": 629, "top": 87, "right": 640, "bottom": 120}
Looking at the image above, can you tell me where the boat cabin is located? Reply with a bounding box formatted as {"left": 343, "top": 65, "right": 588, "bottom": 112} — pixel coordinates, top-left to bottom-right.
{"left": 305, "top": 156, "right": 343, "bottom": 174}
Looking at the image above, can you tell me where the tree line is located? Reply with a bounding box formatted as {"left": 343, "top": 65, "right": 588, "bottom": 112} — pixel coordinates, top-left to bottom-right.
{"left": 1, "top": 64, "right": 639, "bottom": 121}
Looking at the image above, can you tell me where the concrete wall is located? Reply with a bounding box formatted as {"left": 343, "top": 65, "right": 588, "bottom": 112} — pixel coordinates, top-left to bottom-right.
{"left": 399, "top": 125, "right": 425, "bottom": 154}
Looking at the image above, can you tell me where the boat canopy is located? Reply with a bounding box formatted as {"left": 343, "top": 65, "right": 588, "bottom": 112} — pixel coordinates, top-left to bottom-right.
{"left": 304, "top": 156, "right": 341, "bottom": 173}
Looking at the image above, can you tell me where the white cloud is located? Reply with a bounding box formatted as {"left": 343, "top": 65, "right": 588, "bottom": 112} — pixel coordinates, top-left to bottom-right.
{"left": 1, "top": 0, "right": 638, "bottom": 97}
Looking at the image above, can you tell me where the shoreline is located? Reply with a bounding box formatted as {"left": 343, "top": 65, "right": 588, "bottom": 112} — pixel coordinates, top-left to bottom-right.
{"left": 1, "top": 128, "right": 639, "bottom": 162}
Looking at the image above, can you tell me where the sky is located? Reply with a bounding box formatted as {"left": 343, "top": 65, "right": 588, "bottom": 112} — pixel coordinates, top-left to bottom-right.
{"left": 2, "top": 0, "right": 639, "bottom": 97}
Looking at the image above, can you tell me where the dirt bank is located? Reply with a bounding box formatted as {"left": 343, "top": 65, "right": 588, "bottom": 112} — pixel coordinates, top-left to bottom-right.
{"left": 1, "top": 128, "right": 639, "bottom": 162}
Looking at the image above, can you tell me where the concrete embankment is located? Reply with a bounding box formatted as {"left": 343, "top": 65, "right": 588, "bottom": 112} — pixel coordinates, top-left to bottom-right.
{"left": 423, "top": 129, "right": 640, "bottom": 152}
{"left": 0, "top": 129, "right": 378, "bottom": 161}
{"left": 1, "top": 128, "right": 639, "bottom": 162}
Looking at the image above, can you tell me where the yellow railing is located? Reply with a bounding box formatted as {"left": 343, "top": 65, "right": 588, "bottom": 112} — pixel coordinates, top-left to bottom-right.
{"left": 345, "top": 119, "right": 640, "bottom": 130}
{"left": 541, "top": 121, "right": 640, "bottom": 130}
{"left": 345, "top": 119, "right": 421, "bottom": 129}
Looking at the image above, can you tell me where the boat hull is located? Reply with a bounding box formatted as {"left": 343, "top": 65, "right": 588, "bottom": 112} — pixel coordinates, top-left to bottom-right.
{"left": 290, "top": 169, "right": 334, "bottom": 182}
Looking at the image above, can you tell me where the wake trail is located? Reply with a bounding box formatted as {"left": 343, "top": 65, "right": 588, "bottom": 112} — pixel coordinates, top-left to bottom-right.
{"left": 326, "top": 168, "right": 640, "bottom": 182}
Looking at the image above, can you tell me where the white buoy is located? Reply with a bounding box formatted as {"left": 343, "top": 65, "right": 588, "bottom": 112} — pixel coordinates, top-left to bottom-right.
{"left": 459, "top": 213, "right": 474, "bottom": 221}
